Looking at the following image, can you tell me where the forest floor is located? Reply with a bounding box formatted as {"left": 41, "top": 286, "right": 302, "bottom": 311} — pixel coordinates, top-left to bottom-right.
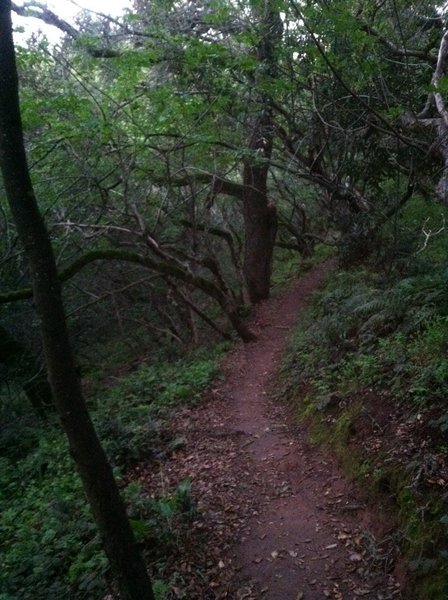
{"left": 134, "top": 262, "right": 403, "bottom": 600}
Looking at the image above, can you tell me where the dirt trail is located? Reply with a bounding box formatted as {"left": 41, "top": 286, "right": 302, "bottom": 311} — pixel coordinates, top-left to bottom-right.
{"left": 137, "top": 263, "right": 402, "bottom": 599}
{"left": 215, "top": 262, "right": 400, "bottom": 599}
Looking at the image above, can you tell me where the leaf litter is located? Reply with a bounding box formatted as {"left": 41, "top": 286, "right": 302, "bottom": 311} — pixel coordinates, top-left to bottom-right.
{"left": 127, "top": 264, "right": 403, "bottom": 599}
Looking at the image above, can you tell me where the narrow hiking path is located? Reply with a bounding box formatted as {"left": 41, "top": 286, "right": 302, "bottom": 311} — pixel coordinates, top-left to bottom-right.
{"left": 215, "top": 263, "right": 401, "bottom": 600}
{"left": 135, "top": 263, "right": 403, "bottom": 599}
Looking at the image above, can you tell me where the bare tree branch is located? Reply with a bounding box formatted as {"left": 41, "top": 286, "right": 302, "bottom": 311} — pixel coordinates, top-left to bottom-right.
{"left": 416, "top": 215, "right": 446, "bottom": 254}
{"left": 431, "top": 30, "right": 448, "bottom": 127}
{"left": 12, "top": 1, "right": 79, "bottom": 38}
{"left": 11, "top": 1, "right": 121, "bottom": 56}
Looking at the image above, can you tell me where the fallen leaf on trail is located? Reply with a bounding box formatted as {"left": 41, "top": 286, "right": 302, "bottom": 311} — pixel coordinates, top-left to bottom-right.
{"left": 129, "top": 298, "right": 404, "bottom": 599}
{"left": 237, "top": 588, "right": 253, "bottom": 599}
{"left": 349, "top": 553, "right": 363, "bottom": 562}
{"left": 324, "top": 591, "right": 342, "bottom": 599}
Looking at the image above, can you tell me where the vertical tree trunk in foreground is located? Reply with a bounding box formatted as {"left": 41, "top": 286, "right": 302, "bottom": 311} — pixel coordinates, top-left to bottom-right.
{"left": 0, "top": 3, "right": 154, "bottom": 599}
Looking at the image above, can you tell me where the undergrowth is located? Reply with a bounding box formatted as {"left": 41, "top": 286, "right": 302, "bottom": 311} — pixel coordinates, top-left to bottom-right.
{"left": 280, "top": 263, "right": 448, "bottom": 599}
{"left": 271, "top": 243, "right": 336, "bottom": 295}
{"left": 0, "top": 347, "right": 223, "bottom": 600}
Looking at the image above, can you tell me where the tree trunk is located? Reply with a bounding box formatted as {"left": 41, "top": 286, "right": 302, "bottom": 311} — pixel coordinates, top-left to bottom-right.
{"left": 0, "top": 324, "right": 53, "bottom": 417}
{"left": 242, "top": 156, "right": 278, "bottom": 303}
{"left": 0, "top": 325, "right": 54, "bottom": 418}
{"left": 0, "top": 4, "right": 154, "bottom": 599}
{"left": 242, "top": 0, "right": 281, "bottom": 303}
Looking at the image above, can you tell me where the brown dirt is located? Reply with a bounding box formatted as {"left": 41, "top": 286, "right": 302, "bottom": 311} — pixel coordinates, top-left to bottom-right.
{"left": 135, "top": 263, "right": 403, "bottom": 599}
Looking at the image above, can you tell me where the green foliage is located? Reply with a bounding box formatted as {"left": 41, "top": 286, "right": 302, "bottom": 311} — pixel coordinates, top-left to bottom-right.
{"left": 271, "top": 248, "right": 302, "bottom": 293}
{"left": 125, "top": 477, "right": 195, "bottom": 552}
{"left": 0, "top": 449, "right": 100, "bottom": 600}
{"left": 0, "top": 351, "right": 220, "bottom": 599}
{"left": 271, "top": 244, "right": 336, "bottom": 294}
{"left": 96, "top": 356, "right": 220, "bottom": 466}
{"left": 282, "top": 260, "right": 448, "bottom": 408}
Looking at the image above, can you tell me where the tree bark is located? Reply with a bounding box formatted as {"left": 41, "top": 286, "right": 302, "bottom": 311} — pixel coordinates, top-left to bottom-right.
{"left": 242, "top": 151, "right": 278, "bottom": 303}
{"left": 0, "top": 4, "right": 154, "bottom": 599}
{"left": 242, "top": 0, "right": 282, "bottom": 303}
{"left": 0, "top": 324, "right": 53, "bottom": 417}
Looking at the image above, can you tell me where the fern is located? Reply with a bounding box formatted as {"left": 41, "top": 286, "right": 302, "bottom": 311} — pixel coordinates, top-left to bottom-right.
{"left": 283, "top": 266, "right": 448, "bottom": 408}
